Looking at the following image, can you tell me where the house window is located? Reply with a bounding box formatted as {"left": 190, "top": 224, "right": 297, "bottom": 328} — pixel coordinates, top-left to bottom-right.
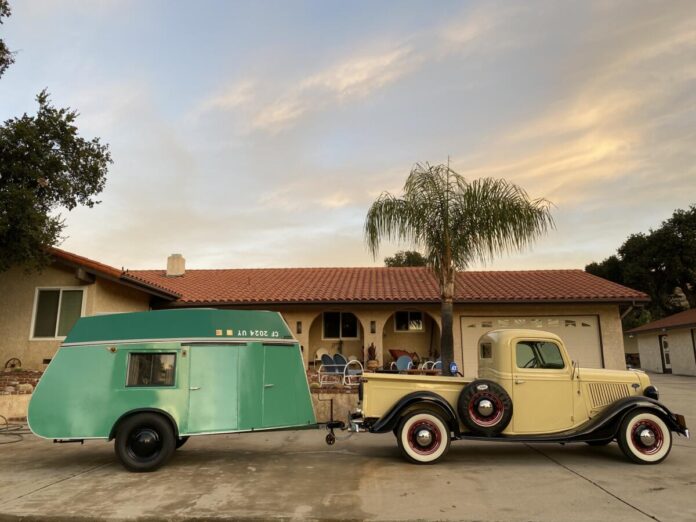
{"left": 395, "top": 311, "right": 424, "bottom": 332}
{"left": 32, "top": 288, "right": 85, "bottom": 339}
{"left": 323, "top": 312, "right": 358, "bottom": 340}
{"left": 127, "top": 353, "right": 176, "bottom": 387}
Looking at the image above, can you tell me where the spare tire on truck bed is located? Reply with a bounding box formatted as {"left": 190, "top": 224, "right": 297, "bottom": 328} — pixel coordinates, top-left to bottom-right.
{"left": 457, "top": 380, "right": 513, "bottom": 436}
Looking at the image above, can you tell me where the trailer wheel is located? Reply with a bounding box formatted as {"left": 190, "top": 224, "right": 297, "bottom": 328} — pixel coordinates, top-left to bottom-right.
{"left": 617, "top": 410, "right": 672, "bottom": 464}
{"left": 175, "top": 436, "right": 189, "bottom": 449}
{"left": 114, "top": 413, "right": 176, "bottom": 472}
{"left": 396, "top": 410, "right": 451, "bottom": 464}
{"left": 458, "top": 380, "right": 512, "bottom": 436}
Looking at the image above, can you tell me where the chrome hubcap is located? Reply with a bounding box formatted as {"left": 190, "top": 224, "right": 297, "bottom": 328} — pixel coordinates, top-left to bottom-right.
{"left": 639, "top": 428, "right": 656, "bottom": 447}
{"left": 416, "top": 429, "right": 433, "bottom": 447}
{"left": 477, "top": 399, "right": 494, "bottom": 417}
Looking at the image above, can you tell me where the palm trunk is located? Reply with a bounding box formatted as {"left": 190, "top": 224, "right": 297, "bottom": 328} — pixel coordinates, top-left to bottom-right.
{"left": 440, "top": 271, "right": 455, "bottom": 376}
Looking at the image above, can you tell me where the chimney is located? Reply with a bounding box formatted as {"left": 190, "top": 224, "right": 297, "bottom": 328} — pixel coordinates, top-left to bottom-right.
{"left": 166, "top": 253, "right": 185, "bottom": 277}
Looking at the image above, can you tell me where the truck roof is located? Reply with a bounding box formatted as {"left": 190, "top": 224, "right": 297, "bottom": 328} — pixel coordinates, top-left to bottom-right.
{"left": 62, "top": 309, "right": 294, "bottom": 346}
{"left": 480, "top": 328, "right": 564, "bottom": 345}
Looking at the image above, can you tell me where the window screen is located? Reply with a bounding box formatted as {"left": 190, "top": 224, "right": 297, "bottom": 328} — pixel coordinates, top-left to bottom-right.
{"left": 127, "top": 353, "right": 176, "bottom": 387}
{"left": 33, "top": 289, "right": 84, "bottom": 338}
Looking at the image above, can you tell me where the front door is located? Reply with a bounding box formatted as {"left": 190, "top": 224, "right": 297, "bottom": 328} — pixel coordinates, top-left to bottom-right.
{"left": 187, "top": 344, "right": 240, "bottom": 433}
{"left": 658, "top": 335, "right": 672, "bottom": 374}
{"left": 512, "top": 339, "right": 574, "bottom": 434}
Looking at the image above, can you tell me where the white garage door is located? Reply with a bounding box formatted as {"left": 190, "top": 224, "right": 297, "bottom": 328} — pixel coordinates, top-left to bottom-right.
{"left": 460, "top": 315, "right": 604, "bottom": 369}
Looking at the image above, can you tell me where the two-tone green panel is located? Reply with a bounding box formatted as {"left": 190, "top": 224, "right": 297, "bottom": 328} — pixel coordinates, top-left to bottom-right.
{"left": 262, "top": 344, "right": 315, "bottom": 428}
{"left": 29, "top": 342, "right": 188, "bottom": 439}
{"left": 63, "top": 308, "right": 293, "bottom": 345}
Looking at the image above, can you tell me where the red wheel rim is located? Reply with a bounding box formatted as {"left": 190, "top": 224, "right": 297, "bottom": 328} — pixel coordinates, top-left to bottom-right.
{"left": 407, "top": 419, "right": 442, "bottom": 455}
{"left": 468, "top": 391, "right": 504, "bottom": 427}
{"left": 631, "top": 419, "right": 664, "bottom": 455}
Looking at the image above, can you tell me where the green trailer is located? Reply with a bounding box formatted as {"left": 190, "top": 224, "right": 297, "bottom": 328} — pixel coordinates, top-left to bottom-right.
{"left": 28, "top": 309, "right": 317, "bottom": 471}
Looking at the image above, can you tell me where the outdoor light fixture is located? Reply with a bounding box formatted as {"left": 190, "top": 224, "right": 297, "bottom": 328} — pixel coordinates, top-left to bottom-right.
{"left": 296, "top": 321, "right": 302, "bottom": 334}
{"left": 370, "top": 320, "right": 376, "bottom": 334}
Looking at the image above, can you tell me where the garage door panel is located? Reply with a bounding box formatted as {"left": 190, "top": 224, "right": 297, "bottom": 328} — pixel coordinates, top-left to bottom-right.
{"left": 461, "top": 315, "right": 603, "bottom": 369}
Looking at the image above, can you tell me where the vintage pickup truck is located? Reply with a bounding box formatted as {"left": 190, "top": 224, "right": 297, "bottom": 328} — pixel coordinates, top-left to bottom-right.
{"left": 350, "top": 329, "right": 689, "bottom": 465}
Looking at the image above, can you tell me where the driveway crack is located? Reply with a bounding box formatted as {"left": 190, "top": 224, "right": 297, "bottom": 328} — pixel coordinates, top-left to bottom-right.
{"left": 525, "top": 444, "right": 661, "bottom": 522}
{"left": 7, "top": 462, "right": 111, "bottom": 504}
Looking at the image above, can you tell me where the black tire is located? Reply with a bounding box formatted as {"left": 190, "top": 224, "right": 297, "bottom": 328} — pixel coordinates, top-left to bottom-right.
{"left": 617, "top": 409, "right": 672, "bottom": 464}
{"left": 396, "top": 410, "right": 451, "bottom": 464}
{"left": 175, "top": 436, "right": 189, "bottom": 449}
{"left": 114, "top": 413, "right": 176, "bottom": 472}
{"left": 457, "top": 379, "right": 513, "bottom": 436}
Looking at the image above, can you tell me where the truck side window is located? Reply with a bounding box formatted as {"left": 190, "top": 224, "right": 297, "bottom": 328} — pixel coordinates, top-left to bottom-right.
{"left": 516, "top": 341, "right": 565, "bottom": 369}
{"left": 127, "top": 353, "right": 176, "bottom": 387}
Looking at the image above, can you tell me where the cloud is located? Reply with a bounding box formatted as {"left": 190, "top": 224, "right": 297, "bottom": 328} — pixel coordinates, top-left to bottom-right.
{"left": 252, "top": 46, "right": 421, "bottom": 132}
{"left": 199, "top": 79, "right": 256, "bottom": 112}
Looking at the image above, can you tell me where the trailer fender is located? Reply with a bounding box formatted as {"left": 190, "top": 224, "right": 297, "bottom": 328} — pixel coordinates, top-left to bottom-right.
{"left": 370, "top": 391, "right": 458, "bottom": 434}
{"left": 109, "top": 408, "right": 180, "bottom": 441}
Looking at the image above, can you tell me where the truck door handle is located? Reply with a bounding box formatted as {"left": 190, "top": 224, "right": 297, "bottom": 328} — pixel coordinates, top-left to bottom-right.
{"left": 264, "top": 384, "right": 274, "bottom": 388}
{"left": 190, "top": 386, "right": 201, "bottom": 391}
{"left": 514, "top": 379, "right": 525, "bottom": 384}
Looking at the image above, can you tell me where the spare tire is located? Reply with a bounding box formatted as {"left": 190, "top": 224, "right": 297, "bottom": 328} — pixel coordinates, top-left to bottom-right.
{"left": 457, "top": 380, "right": 513, "bottom": 436}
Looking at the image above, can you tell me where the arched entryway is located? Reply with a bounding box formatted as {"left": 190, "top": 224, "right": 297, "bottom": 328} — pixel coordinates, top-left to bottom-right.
{"left": 381, "top": 310, "right": 441, "bottom": 366}
{"left": 307, "top": 310, "right": 366, "bottom": 363}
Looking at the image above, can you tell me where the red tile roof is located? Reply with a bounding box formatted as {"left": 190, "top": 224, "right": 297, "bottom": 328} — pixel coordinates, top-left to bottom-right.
{"left": 49, "top": 247, "right": 180, "bottom": 298}
{"left": 127, "top": 267, "right": 649, "bottom": 305}
{"left": 627, "top": 308, "right": 696, "bottom": 334}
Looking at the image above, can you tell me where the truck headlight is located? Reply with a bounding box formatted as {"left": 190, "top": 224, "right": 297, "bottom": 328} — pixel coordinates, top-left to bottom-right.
{"left": 644, "top": 386, "right": 659, "bottom": 400}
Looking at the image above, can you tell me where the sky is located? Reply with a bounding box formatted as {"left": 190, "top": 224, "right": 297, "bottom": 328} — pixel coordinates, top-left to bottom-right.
{"left": 1, "top": 0, "right": 695, "bottom": 271}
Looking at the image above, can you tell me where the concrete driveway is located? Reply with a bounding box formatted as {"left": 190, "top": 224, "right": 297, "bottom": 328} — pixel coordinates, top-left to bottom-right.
{"left": 0, "top": 373, "right": 694, "bottom": 522}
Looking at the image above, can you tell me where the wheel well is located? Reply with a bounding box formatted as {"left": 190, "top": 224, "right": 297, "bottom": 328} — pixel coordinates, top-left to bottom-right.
{"left": 109, "top": 409, "right": 179, "bottom": 440}
{"left": 400, "top": 402, "right": 458, "bottom": 433}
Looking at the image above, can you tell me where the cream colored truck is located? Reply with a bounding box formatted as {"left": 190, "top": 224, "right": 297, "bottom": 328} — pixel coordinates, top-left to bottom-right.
{"left": 349, "top": 329, "right": 689, "bottom": 465}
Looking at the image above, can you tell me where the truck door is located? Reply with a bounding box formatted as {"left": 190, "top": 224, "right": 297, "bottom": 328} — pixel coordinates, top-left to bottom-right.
{"left": 511, "top": 340, "right": 574, "bottom": 434}
{"left": 187, "top": 344, "right": 240, "bottom": 433}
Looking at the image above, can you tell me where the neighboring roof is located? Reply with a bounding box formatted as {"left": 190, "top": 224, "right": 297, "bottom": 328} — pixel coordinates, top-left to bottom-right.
{"left": 626, "top": 308, "right": 696, "bottom": 335}
{"left": 127, "top": 267, "right": 649, "bottom": 306}
{"left": 49, "top": 247, "right": 180, "bottom": 299}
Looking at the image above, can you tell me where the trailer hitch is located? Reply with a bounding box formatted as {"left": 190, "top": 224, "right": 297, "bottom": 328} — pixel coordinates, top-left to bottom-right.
{"left": 319, "top": 396, "right": 348, "bottom": 445}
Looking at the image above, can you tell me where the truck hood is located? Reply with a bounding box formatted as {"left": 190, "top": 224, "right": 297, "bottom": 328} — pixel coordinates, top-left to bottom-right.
{"left": 577, "top": 367, "right": 650, "bottom": 390}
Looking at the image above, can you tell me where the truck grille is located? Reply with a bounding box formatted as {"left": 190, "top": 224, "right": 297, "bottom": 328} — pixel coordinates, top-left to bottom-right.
{"left": 588, "top": 383, "right": 630, "bottom": 409}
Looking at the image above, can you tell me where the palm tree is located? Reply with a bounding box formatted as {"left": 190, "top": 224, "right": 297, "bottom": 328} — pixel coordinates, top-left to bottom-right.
{"left": 365, "top": 163, "right": 554, "bottom": 375}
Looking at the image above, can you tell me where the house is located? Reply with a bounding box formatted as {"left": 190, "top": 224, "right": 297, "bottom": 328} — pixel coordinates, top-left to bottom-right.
{"left": 0, "top": 248, "right": 649, "bottom": 377}
{"left": 626, "top": 309, "right": 696, "bottom": 376}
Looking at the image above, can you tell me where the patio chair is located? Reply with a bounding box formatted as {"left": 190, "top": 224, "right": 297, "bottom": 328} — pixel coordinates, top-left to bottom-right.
{"left": 334, "top": 353, "right": 364, "bottom": 386}
{"left": 313, "top": 347, "right": 330, "bottom": 365}
{"left": 420, "top": 360, "right": 435, "bottom": 370}
{"left": 390, "top": 355, "right": 414, "bottom": 372}
{"left": 318, "top": 354, "right": 343, "bottom": 386}
{"left": 432, "top": 360, "right": 443, "bottom": 371}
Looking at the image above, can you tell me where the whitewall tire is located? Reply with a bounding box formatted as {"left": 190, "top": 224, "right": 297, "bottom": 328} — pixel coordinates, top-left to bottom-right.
{"left": 618, "top": 410, "right": 672, "bottom": 464}
{"left": 397, "top": 411, "right": 451, "bottom": 464}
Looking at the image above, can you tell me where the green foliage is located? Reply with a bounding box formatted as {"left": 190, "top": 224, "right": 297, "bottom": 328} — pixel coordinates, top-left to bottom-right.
{"left": 0, "top": 91, "right": 112, "bottom": 271}
{"left": 365, "top": 162, "right": 554, "bottom": 373}
{"left": 0, "top": 0, "right": 13, "bottom": 78}
{"left": 384, "top": 250, "right": 427, "bottom": 267}
{"left": 586, "top": 205, "right": 696, "bottom": 324}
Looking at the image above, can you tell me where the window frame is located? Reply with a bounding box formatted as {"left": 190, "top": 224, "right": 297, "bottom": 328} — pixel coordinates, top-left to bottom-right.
{"left": 514, "top": 340, "right": 567, "bottom": 371}
{"left": 29, "top": 286, "right": 87, "bottom": 341}
{"left": 394, "top": 310, "right": 425, "bottom": 333}
{"left": 125, "top": 352, "right": 178, "bottom": 388}
{"left": 321, "top": 311, "right": 360, "bottom": 341}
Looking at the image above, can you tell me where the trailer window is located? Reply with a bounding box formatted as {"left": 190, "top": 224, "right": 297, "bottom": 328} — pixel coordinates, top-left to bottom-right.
{"left": 127, "top": 353, "right": 176, "bottom": 387}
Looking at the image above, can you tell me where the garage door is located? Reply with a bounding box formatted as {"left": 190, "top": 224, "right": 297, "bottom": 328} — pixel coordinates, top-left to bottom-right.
{"left": 460, "top": 315, "right": 604, "bottom": 369}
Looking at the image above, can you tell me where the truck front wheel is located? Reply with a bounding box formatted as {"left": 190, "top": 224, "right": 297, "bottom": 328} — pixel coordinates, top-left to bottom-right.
{"left": 114, "top": 413, "right": 176, "bottom": 472}
{"left": 396, "top": 411, "right": 451, "bottom": 464}
{"left": 617, "top": 410, "right": 672, "bottom": 464}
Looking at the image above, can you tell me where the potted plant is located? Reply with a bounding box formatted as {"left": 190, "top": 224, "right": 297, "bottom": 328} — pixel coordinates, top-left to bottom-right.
{"left": 366, "top": 343, "right": 379, "bottom": 371}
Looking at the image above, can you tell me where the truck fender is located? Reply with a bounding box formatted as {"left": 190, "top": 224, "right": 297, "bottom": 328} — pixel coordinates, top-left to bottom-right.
{"left": 579, "top": 397, "right": 687, "bottom": 441}
{"left": 370, "top": 391, "right": 459, "bottom": 434}
{"left": 108, "top": 408, "right": 180, "bottom": 441}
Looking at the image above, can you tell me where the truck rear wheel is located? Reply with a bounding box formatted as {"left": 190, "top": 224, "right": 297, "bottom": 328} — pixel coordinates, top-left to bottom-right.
{"left": 617, "top": 410, "right": 672, "bottom": 464}
{"left": 396, "top": 410, "right": 451, "bottom": 464}
{"left": 114, "top": 413, "right": 176, "bottom": 472}
{"left": 458, "top": 380, "right": 512, "bottom": 436}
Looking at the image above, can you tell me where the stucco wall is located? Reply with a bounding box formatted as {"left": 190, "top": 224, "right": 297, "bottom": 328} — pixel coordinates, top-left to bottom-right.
{"left": 0, "top": 264, "right": 150, "bottom": 370}
{"left": 637, "top": 330, "right": 696, "bottom": 376}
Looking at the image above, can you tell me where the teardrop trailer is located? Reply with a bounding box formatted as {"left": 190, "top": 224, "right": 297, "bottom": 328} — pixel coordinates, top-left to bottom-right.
{"left": 28, "top": 309, "right": 344, "bottom": 471}
{"left": 348, "top": 329, "right": 689, "bottom": 465}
